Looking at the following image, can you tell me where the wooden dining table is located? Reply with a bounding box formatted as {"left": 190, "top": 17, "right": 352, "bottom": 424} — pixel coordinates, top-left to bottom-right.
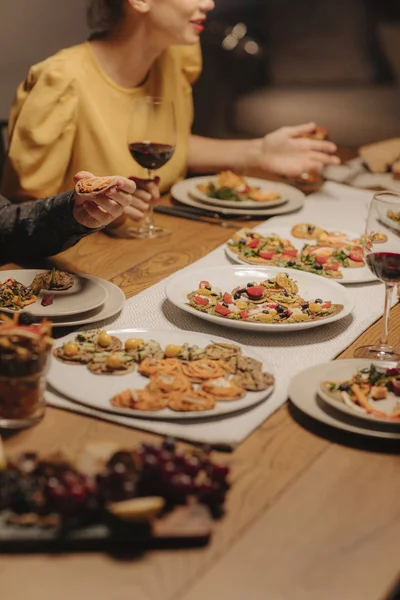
{"left": 1, "top": 148, "right": 400, "bottom": 600}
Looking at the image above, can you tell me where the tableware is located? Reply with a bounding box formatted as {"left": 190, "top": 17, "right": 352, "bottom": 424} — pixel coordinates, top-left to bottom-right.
{"left": 289, "top": 361, "right": 400, "bottom": 440}
{"left": 154, "top": 205, "right": 251, "bottom": 228}
{"left": 171, "top": 177, "right": 305, "bottom": 217}
{"left": 354, "top": 191, "right": 400, "bottom": 360}
{"left": 224, "top": 226, "right": 377, "bottom": 285}
{"left": 47, "top": 329, "right": 275, "bottom": 420}
{"left": 317, "top": 358, "right": 400, "bottom": 425}
{"left": 190, "top": 176, "right": 288, "bottom": 209}
{"left": 166, "top": 265, "right": 354, "bottom": 332}
{"left": 0, "top": 270, "right": 107, "bottom": 317}
{"left": 127, "top": 97, "right": 176, "bottom": 239}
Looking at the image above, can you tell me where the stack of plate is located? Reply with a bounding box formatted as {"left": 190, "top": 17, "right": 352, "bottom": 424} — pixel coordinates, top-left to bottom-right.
{"left": 289, "top": 359, "right": 400, "bottom": 440}
{"left": 0, "top": 269, "right": 125, "bottom": 327}
{"left": 171, "top": 176, "right": 305, "bottom": 218}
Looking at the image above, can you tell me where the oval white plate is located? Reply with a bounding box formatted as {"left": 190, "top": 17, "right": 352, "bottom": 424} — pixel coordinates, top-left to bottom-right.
{"left": 190, "top": 176, "right": 288, "bottom": 209}
{"left": 289, "top": 360, "right": 400, "bottom": 439}
{"left": 0, "top": 270, "right": 107, "bottom": 317}
{"left": 225, "top": 226, "right": 377, "bottom": 285}
{"left": 171, "top": 178, "right": 305, "bottom": 217}
{"left": 317, "top": 359, "right": 400, "bottom": 426}
{"left": 47, "top": 329, "right": 275, "bottom": 421}
{"left": 166, "top": 265, "right": 354, "bottom": 332}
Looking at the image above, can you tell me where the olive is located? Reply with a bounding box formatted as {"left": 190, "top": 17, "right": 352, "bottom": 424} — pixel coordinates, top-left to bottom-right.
{"left": 262, "top": 310, "right": 269, "bottom": 314}
{"left": 247, "top": 282, "right": 254, "bottom": 287}
{"left": 287, "top": 261, "right": 296, "bottom": 267}
{"left": 205, "top": 286, "right": 212, "bottom": 291}
{"left": 315, "top": 298, "right": 323, "bottom": 304}
{"left": 339, "top": 384, "right": 350, "bottom": 392}
{"left": 98, "top": 331, "right": 112, "bottom": 347}
{"left": 222, "top": 302, "right": 229, "bottom": 308}
{"left": 314, "top": 265, "right": 323, "bottom": 271}
{"left": 301, "top": 302, "right": 309, "bottom": 309}
{"left": 233, "top": 293, "right": 241, "bottom": 300}
{"left": 277, "top": 306, "right": 285, "bottom": 314}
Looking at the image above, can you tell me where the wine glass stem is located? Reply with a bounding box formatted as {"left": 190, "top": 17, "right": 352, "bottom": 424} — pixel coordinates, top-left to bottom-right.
{"left": 143, "top": 169, "right": 156, "bottom": 230}
{"left": 380, "top": 283, "right": 394, "bottom": 347}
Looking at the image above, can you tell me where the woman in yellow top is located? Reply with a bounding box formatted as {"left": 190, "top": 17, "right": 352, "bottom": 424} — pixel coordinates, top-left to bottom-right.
{"left": 1, "top": 0, "right": 339, "bottom": 209}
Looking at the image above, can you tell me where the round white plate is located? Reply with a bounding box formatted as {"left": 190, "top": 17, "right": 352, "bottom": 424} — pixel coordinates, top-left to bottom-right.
{"left": 225, "top": 226, "right": 377, "bottom": 285}
{"left": 165, "top": 265, "right": 354, "bottom": 332}
{"left": 317, "top": 359, "right": 400, "bottom": 426}
{"left": 47, "top": 329, "right": 275, "bottom": 421}
{"left": 189, "top": 176, "right": 288, "bottom": 209}
{"left": 46, "top": 276, "right": 125, "bottom": 327}
{"left": 171, "top": 177, "right": 305, "bottom": 217}
{"left": 0, "top": 270, "right": 107, "bottom": 317}
{"left": 289, "top": 361, "right": 400, "bottom": 439}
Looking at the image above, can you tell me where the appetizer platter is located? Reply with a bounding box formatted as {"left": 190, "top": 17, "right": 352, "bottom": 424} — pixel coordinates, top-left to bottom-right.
{"left": 225, "top": 224, "right": 380, "bottom": 284}
{"left": 48, "top": 329, "right": 275, "bottom": 420}
{"left": 289, "top": 360, "right": 400, "bottom": 440}
{"left": 0, "top": 269, "right": 107, "bottom": 317}
{"left": 0, "top": 439, "right": 229, "bottom": 551}
{"left": 166, "top": 266, "right": 353, "bottom": 332}
{"left": 319, "top": 361, "right": 400, "bottom": 424}
{"left": 190, "top": 171, "right": 287, "bottom": 209}
{"left": 171, "top": 176, "right": 305, "bottom": 217}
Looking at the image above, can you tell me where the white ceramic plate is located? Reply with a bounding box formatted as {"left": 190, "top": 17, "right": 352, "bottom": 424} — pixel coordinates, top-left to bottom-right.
{"left": 165, "top": 265, "right": 354, "bottom": 332}
{"left": 46, "top": 276, "right": 125, "bottom": 327}
{"left": 171, "top": 177, "right": 305, "bottom": 217}
{"left": 225, "top": 226, "right": 377, "bottom": 285}
{"left": 189, "top": 176, "right": 288, "bottom": 209}
{"left": 317, "top": 359, "right": 400, "bottom": 426}
{"left": 47, "top": 329, "right": 275, "bottom": 421}
{"left": 289, "top": 360, "right": 400, "bottom": 439}
{"left": 0, "top": 270, "right": 107, "bottom": 317}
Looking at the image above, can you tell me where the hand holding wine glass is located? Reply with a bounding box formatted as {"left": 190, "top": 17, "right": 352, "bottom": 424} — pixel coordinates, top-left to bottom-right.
{"left": 126, "top": 97, "right": 176, "bottom": 239}
{"left": 354, "top": 191, "right": 400, "bottom": 360}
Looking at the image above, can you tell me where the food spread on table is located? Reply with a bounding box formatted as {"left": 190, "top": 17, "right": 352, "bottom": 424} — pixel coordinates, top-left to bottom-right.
{"left": 196, "top": 171, "right": 281, "bottom": 203}
{"left": 186, "top": 274, "right": 343, "bottom": 324}
{"left": 53, "top": 331, "right": 274, "bottom": 413}
{"left": 227, "top": 224, "right": 369, "bottom": 278}
{"left": 0, "top": 269, "right": 75, "bottom": 311}
{"left": 322, "top": 364, "right": 400, "bottom": 421}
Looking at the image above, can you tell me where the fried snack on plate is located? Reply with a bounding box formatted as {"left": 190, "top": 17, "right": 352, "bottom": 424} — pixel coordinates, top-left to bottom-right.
{"left": 168, "top": 389, "right": 216, "bottom": 412}
{"left": 75, "top": 176, "right": 118, "bottom": 195}
{"left": 291, "top": 223, "right": 326, "bottom": 240}
{"left": 201, "top": 377, "right": 244, "bottom": 401}
{"left": 138, "top": 358, "right": 183, "bottom": 377}
{"left": 182, "top": 359, "right": 228, "bottom": 382}
{"left": 147, "top": 372, "right": 192, "bottom": 395}
{"left": 111, "top": 388, "right": 167, "bottom": 411}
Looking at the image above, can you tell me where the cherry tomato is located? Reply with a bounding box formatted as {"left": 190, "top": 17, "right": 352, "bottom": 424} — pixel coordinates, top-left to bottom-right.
{"left": 349, "top": 247, "right": 364, "bottom": 262}
{"left": 194, "top": 296, "right": 209, "bottom": 306}
{"left": 223, "top": 292, "right": 233, "bottom": 305}
{"left": 325, "top": 262, "right": 340, "bottom": 271}
{"left": 259, "top": 250, "right": 276, "bottom": 260}
{"left": 246, "top": 286, "right": 264, "bottom": 298}
{"left": 246, "top": 238, "right": 260, "bottom": 249}
{"left": 315, "top": 255, "right": 329, "bottom": 265}
{"left": 199, "top": 280, "right": 210, "bottom": 289}
{"left": 240, "top": 310, "right": 250, "bottom": 319}
{"left": 215, "top": 304, "right": 231, "bottom": 316}
{"left": 321, "top": 301, "right": 332, "bottom": 309}
{"left": 282, "top": 248, "right": 298, "bottom": 257}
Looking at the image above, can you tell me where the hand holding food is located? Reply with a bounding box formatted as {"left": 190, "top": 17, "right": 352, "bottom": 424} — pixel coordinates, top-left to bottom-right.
{"left": 73, "top": 171, "right": 144, "bottom": 228}
{"left": 255, "top": 123, "right": 340, "bottom": 177}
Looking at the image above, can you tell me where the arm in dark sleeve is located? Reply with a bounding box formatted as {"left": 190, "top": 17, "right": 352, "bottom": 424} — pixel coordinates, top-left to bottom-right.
{"left": 0, "top": 191, "right": 99, "bottom": 264}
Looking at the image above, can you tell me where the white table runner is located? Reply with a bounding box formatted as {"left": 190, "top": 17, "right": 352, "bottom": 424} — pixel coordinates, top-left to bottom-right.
{"left": 47, "top": 182, "right": 395, "bottom": 449}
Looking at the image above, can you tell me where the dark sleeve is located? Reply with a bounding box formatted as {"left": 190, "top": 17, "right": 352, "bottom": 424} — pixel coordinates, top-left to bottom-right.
{"left": 0, "top": 191, "right": 99, "bottom": 264}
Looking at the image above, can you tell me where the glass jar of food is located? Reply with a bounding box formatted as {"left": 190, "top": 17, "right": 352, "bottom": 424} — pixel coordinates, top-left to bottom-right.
{"left": 0, "top": 319, "right": 53, "bottom": 429}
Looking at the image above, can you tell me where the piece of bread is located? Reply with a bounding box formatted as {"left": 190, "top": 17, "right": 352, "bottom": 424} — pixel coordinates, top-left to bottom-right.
{"left": 392, "top": 159, "right": 400, "bottom": 181}
{"left": 298, "top": 125, "right": 328, "bottom": 140}
{"left": 359, "top": 138, "right": 400, "bottom": 174}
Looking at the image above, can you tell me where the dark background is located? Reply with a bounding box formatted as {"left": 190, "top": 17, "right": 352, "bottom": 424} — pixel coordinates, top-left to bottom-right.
{"left": 193, "top": 0, "right": 400, "bottom": 146}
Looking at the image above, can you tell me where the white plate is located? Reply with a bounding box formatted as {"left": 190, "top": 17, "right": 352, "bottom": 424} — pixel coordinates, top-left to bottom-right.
{"left": 289, "top": 361, "right": 400, "bottom": 439}
{"left": 0, "top": 270, "right": 107, "bottom": 317}
{"left": 189, "top": 176, "right": 289, "bottom": 209}
{"left": 225, "top": 226, "right": 377, "bottom": 285}
{"left": 171, "top": 177, "right": 305, "bottom": 217}
{"left": 47, "top": 329, "right": 275, "bottom": 421}
{"left": 166, "top": 265, "right": 354, "bottom": 332}
{"left": 46, "top": 276, "right": 125, "bottom": 327}
{"left": 317, "top": 359, "right": 400, "bottom": 426}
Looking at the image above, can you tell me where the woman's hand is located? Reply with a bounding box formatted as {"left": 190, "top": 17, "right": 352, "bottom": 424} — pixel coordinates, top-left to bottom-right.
{"left": 72, "top": 171, "right": 149, "bottom": 228}
{"left": 254, "top": 122, "right": 340, "bottom": 177}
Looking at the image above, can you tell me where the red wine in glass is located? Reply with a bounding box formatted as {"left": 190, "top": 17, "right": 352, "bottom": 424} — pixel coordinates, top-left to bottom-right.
{"left": 128, "top": 142, "right": 175, "bottom": 171}
{"left": 366, "top": 252, "right": 400, "bottom": 283}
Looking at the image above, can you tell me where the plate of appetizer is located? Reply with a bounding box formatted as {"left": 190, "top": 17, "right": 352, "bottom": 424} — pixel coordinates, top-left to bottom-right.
{"left": 171, "top": 176, "right": 305, "bottom": 217}
{"left": 48, "top": 329, "right": 275, "bottom": 420}
{"left": 289, "top": 360, "right": 400, "bottom": 439}
{"left": 318, "top": 360, "right": 400, "bottom": 424}
{"left": 0, "top": 269, "right": 107, "bottom": 317}
{"left": 225, "top": 224, "right": 380, "bottom": 284}
{"left": 166, "top": 266, "right": 354, "bottom": 332}
{"left": 190, "top": 171, "right": 288, "bottom": 209}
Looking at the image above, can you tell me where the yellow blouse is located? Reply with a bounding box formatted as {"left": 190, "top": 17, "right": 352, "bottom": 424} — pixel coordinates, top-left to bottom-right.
{"left": 1, "top": 41, "right": 202, "bottom": 202}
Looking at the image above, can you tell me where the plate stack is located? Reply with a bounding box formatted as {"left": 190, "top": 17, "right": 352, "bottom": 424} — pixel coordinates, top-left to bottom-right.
{"left": 171, "top": 175, "right": 305, "bottom": 218}
{"left": 0, "top": 269, "right": 125, "bottom": 327}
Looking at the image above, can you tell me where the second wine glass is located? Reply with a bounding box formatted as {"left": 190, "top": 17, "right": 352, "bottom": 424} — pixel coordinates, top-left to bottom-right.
{"left": 127, "top": 97, "right": 176, "bottom": 239}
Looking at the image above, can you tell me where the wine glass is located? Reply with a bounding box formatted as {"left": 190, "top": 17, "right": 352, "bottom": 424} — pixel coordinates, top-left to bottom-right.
{"left": 354, "top": 190, "right": 400, "bottom": 360}
{"left": 126, "top": 97, "right": 176, "bottom": 239}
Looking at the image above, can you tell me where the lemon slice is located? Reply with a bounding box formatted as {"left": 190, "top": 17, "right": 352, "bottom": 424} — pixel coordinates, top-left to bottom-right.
{"left": 107, "top": 497, "right": 165, "bottom": 522}
{"left": 0, "top": 436, "right": 7, "bottom": 471}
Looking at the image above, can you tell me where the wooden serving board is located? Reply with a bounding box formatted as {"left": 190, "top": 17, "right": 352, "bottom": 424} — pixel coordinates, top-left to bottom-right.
{"left": 0, "top": 504, "right": 214, "bottom": 553}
